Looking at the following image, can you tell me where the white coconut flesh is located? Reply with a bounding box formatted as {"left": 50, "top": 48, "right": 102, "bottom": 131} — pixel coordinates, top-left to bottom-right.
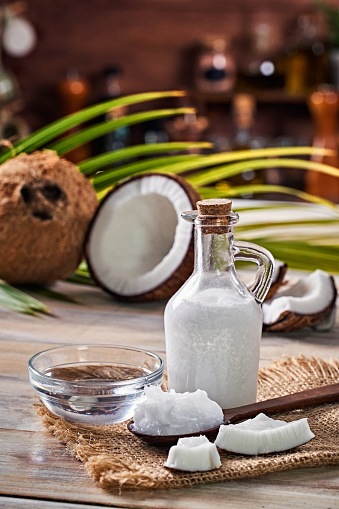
{"left": 271, "top": 260, "right": 286, "bottom": 283}
{"left": 132, "top": 385, "right": 223, "bottom": 436}
{"left": 164, "top": 435, "right": 221, "bottom": 472}
{"left": 263, "top": 269, "right": 336, "bottom": 325}
{"left": 215, "top": 413, "right": 315, "bottom": 455}
{"left": 87, "top": 175, "right": 194, "bottom": 296}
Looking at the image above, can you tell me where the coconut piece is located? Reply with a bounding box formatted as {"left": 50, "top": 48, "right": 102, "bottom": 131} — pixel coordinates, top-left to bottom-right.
{"left": 263, "top": 270, "right": 337, "bottom": 332}
{"left": 312, "top": 307, "right": 336, "bottom": 331}
{"left": 132, "top": 385, "right": 223, "bottom": 436}
{"left": 164, "top": 435, "right": 221, "bottom": 472}
{"left": 85, "top": 172, "right": 200, "bottom": 302}
{"left": 0, "top": 150, "right": 98, "bottom": 284}
{"left": 264, "top": 260, "right": 288, "bottom": 301}
{"left": 215, "top": 413, "right": 315, "bottom": 455}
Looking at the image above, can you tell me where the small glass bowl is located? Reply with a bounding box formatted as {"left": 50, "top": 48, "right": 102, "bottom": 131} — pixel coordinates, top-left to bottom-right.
{"left": 28, "top": 344, "right": 164, "bottom": 425}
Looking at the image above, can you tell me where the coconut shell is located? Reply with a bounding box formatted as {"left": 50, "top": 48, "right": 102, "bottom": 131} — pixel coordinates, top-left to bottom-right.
{"left": 0, "top": 150, "right": 98, "bottom": 284}
{"left": 263, "top": 276, "right": 337, "bottom": 332}
{"left": 264, "top": 262, "right": 288, "bottom": 301}
{"left": 85, "top": 172, "right": 200, "bottom": 302}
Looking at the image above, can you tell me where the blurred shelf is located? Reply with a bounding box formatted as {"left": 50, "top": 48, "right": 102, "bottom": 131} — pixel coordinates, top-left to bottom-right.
{"left": 191, "top": 89, "right": 307, "bottom": 105}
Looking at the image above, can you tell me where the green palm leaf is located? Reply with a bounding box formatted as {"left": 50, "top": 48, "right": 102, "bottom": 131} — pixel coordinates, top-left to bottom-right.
{"left": 187, "top": 157, "right": 339, "bottom": 187}
{"left": 235, "top": 218, "right": 339, "bottom": 233}
{"left": 198, "top": 180, "right": 339, "bottom": 273}
{"left": 80, "top": 142, "right": 210, "bottom": 176}
{"left": 67, "top": 272, "right": 94, "bottom": 285}
{"left": 48, "top": 108, "right": 197, "bottom": 156}
{"left": 246, "top": 239, "right": 339, "bottom": 273}
{"left": 92, "top": 154, "right": 202, "bottom": 193}
{"left": 138, "top": 146, "right": 335, "bottom": 177}
{"left": 1, "top": 89, "right": 339, "bottom": 313}
{"left": 67, "top": 261, "right": 93, "bottom": 285}
{"left": 0, "top": 281, "right": 51, "bottom": 315}
{"left": 198, "top": 183, "right": 338, "bottom": 208}
{"left": 0, "top": 90, "right": 185, "bottom": 164}
{"left": 18, "top": 285, "right": 82, "bottom": 304}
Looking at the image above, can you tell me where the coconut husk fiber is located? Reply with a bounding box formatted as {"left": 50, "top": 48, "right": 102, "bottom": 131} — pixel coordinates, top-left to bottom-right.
{"left": 35, "top": 355, "right": 339, "bottom": 491}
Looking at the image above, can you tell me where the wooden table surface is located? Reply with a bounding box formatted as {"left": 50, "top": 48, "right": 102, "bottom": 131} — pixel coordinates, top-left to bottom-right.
{"left": 0, "top": 275, "right": 339, "bottom": 509}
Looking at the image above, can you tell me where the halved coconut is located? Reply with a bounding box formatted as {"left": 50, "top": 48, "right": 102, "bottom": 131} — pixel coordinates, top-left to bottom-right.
{"left": 263, "top": 270, "right": 337, "bottom": 332}
{"left": 85, "top": 173, "right": 200, "bottom": 302}
{"left": 215, "top": 413, "right": 315, "bottom": 455}
{"left": 264, "top": 260, "right": 288, "bottom": 301}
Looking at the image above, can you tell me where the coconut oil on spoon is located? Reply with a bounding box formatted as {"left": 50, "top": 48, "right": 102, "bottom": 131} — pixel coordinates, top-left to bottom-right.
{"left": 127, "top": 383, "right": 339, "bottom": 447}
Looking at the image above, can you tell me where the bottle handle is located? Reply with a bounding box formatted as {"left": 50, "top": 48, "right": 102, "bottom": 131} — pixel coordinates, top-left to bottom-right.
{"left": 234, "top": 241, "right": 274, "bottom": 303}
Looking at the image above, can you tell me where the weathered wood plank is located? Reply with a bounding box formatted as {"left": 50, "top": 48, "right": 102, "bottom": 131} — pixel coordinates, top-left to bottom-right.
{"left": 0, "top": 498, "right": 127, "bottom": 509}
{"left": 1, "top": 488, "right": 339, "bottom": 509}
{"left": 0, "top": 275, "right": 338, "bottom": 508}
{"left": 0, "top": 283, "right": 167, "bottom": 366}
{"left": 1, "top": 429, "right": 339, "bottom": 509}
{"left": 0, "top": 380, "right": 40, "bottom": 431}
{"left": 1, "top": 332, "right": 338, "bottom": 383}
{"left": 0, "top": 279, "right": 337, "bottom": 383}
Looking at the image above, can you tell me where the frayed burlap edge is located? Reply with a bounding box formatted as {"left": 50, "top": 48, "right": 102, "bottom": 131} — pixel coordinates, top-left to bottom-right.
{"left": 35, "top": 355, "right": 339, "bottom": 491}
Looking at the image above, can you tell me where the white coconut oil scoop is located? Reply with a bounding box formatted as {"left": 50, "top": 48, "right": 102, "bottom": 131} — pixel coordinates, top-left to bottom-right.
{"left": 127, "top": 383, "right": 339, "bottom": 446}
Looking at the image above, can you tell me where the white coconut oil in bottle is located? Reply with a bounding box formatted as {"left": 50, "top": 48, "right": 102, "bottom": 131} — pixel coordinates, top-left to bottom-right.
{"left": 164, "top": 199, "right": 274, "bottom": 409}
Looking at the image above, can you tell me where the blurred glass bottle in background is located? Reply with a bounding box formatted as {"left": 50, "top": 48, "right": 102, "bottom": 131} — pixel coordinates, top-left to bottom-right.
{"left": 238, "top": 18, "right": 284, "bottom": 90}
{"left": 284, "top": 12, "right": 328, "bottom": 94}
{"left": 57, "top": 69, "right": 91, "bottom": 163}
{"left": 92, "top": 65, "right": 130, "bottom": 156}
{"left": 195, "top": 36, "right": 236, "bottom": 93}
{"left": 232, "top": 93, "right": 256, "bottom": 151}
{"left": 306, "top": 85, "right": 339, "bottom": 202}
{"left": 58, "top": 69, "right": 90, "bottom": 115}
{"left": 227, "top": 93, "right": 265, "bottom": 190}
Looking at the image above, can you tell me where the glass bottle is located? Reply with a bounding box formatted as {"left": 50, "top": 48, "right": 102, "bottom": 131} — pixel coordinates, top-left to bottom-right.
{"left": 164, "top": 199, "right": 274, "bottom": 409}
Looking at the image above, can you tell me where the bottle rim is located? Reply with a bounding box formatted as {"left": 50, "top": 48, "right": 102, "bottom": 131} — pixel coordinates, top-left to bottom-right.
{"left": 181, "top": 209, "right": 239, "bottom": 227}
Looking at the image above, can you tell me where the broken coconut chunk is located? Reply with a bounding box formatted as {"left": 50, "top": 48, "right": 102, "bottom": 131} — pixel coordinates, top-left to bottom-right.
{"left": 164, "top": 435, "right": 221, "bottom": 472}
{"left": 215, "top": 413, "right": 315, "bottom": 455}
{"left": 263, "top": 269, "right": 337, "bottom": 332}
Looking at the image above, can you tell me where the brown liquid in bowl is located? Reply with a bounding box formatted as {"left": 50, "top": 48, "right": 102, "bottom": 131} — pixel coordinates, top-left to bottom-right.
{"left": 45, "top": 364, "right": 149, "bottom": 383}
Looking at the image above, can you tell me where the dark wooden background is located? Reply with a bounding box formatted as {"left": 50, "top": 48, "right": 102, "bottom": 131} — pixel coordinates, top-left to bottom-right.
{"left": 2, "top": 0, "right": 332, "bottom": 130}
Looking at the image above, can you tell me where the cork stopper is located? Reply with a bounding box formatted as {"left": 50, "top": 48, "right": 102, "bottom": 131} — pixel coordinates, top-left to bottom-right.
{"left": 197, "top": 199, "right": 232, "bottom": 216}
{"left": 195, "top": 199, "right": 235, "bottom": 234}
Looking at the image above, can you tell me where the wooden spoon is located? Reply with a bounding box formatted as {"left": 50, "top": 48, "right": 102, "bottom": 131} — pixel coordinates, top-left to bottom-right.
{"left": 127, "top": 383, "right": 339, "bottom": 447}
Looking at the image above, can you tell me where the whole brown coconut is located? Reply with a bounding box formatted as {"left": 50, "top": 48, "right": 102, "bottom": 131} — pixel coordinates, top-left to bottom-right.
{"left": 0, "top": 150, "right": 98, "bottom": 284}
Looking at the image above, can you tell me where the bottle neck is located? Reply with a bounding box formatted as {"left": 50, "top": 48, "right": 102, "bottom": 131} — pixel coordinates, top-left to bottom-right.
{"left": 194, "top": 226, "right": 234, "bottom": 273}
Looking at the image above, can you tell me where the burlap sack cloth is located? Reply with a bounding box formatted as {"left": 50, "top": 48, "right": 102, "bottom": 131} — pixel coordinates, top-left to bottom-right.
{"left": 35, "top": 355, "right": 339, "bottom": 490}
